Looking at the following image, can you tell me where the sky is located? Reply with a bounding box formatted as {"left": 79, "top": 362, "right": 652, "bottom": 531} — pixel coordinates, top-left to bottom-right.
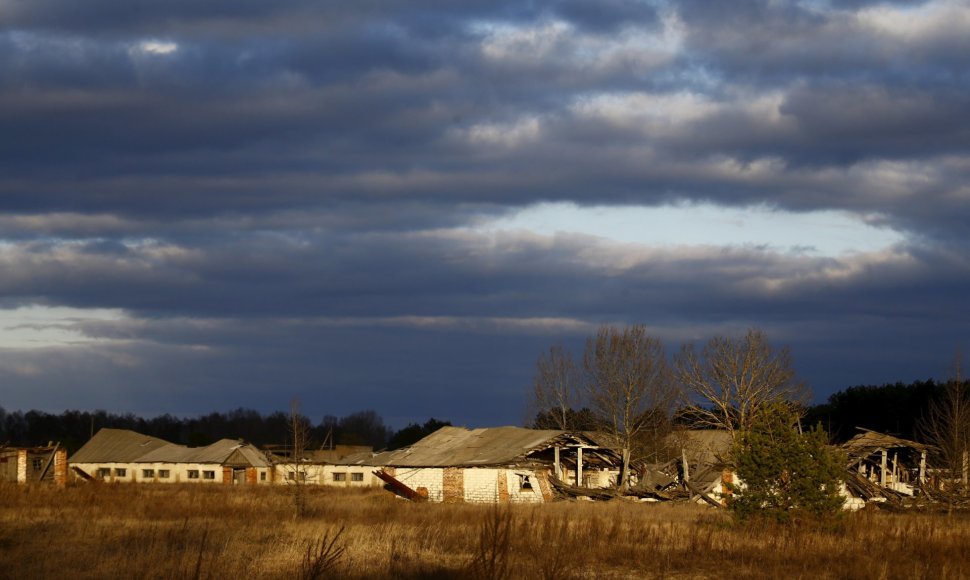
{"left": 0, "top": 0, "right": 968, "bottom": 428}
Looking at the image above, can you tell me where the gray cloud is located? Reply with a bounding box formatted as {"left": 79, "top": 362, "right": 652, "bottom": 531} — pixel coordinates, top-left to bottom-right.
{"left": 0, "top": 0, "right": 967, "bottom": 423}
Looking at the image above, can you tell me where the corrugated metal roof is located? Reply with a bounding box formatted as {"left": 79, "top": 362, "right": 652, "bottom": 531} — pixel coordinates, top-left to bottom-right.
{"left": 69, "top": 428, "right": 270, "bottom": 467}
{"left": 69, "top": 428, "right": 171, "bottom": 463}
{"left": 342, "top": 426, "right": 597, "bottom": 467}
{"left": 222, "top": 445, "right": 270, "bottom": 467}
{"left": 135, "top": 438, "right": 268, "bottom": 466}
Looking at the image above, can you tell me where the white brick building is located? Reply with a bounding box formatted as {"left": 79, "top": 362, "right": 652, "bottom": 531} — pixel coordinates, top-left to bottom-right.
{"left": 70, "top": 428, "right": 273, "bottom": 484}
{"left": 335, "top": 426, "right": 621, "bottom": 503}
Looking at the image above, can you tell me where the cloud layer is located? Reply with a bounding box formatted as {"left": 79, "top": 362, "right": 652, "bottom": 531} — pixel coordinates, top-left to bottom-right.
{"left": 1, "top": 0, "right": 968, "bottom": 425}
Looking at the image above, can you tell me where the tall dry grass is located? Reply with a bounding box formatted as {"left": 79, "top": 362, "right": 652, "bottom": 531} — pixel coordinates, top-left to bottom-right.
{"left": 2, "top": 482, "right": 970, "bottom": 579}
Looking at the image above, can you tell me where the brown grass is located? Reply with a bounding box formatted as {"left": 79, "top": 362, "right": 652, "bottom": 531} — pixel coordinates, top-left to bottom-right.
{"left": 2, "top": 482, "right": 970, "bottom": 579}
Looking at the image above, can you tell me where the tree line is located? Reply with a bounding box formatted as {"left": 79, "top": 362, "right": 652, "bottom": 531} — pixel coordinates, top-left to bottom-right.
{"left": 0, "top": 406, "right": 450, "bottom": 454}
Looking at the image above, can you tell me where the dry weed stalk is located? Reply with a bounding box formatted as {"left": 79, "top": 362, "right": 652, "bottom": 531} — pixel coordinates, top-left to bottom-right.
{"left": 530, "top": 515, "right": 574, "bottom": 580}
{"left": 300, "top": 525, "right": 346, "bottom": 579}
{"left": 468, "top": 504, "right": 514, "bottom": 580}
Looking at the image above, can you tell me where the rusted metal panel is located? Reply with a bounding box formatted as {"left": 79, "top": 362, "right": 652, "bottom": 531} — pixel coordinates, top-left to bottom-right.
{"left": 372, "top": 469, "right": 426, "bottom": 501}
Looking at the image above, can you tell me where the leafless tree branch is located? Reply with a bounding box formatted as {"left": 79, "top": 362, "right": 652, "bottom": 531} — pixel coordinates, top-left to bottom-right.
{"left": 583, "top": 325, "right": 679, "bottom": 488}
{"left": 675, "top": 328, "right": 809, "bottom": 435}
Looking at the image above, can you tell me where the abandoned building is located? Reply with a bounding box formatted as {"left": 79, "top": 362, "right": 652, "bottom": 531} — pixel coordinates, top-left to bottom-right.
{"left": 336, "top": 426, "right": 621, "bottom": 503}
{"left": 840, "top": 428, "right": 933, "bottom": 507}
{"left": 0, "top": 444, "right": 68, "bottom": 486}
{"left": 55, "top": 424, "right": 943, "bottom": 512}
{"left": 264, "top": 445, "right": 375, "bottom": 486}
{"left": 664, "top": 429, "right": 736, "bottom": 503}
{"left": 643, "top": 429, "right": 873, "bottom": 510}
{"left": 70, "top": 428, "right": 273, "bottom": 484}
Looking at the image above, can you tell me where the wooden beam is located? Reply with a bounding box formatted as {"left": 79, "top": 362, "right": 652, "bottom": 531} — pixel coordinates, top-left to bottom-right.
{"left": 38, "top": 443, "right": 60, "bottom": 482}
{"left": 681, "top": 448, "right": 689, "bottom": 484}
{"left": 576, "top": 446, "right": 584, "bottom": 488}
{"left": 685, "top": 480, "right": 723, "bottom": 509}
{"left": 553, "top": 446, "right": 561, "bottom": 480}
{"left": 70, "top": 465, "right": 93, "bottom": 481}
{"left": 919, "top": 450, "right": 927, "bottom": 485}
{"left": 880, "top": 448, "right": 887, "bottom": 487}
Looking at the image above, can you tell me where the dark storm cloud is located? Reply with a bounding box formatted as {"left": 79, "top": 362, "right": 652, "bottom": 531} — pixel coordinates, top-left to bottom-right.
{"left": 1, "top": 0, "right": 656, "bottom": 37}
{"left": 0, "top": 231, "right": 966, "bottom": 423}
{"left": 0, "top": 0, "right": 968, "bottom": 423}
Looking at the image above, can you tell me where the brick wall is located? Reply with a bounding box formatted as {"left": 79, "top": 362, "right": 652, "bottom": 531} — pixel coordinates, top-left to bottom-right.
{"left": 16, "top": 450, "right": 27, "bottom": 483}
{"left": 53, "top": 450, "right": 67, "bottom": 487}
{"left": 443, "top": 467, "right": 464, "bottom": 503}
{"left": 721, "top": 469, "right": 733, "bottom": 496}
{"left": 497, "top": 470, "right": 509, "bottom": 503}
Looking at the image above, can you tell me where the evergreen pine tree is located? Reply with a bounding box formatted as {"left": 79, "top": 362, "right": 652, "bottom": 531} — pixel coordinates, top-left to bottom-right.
{"left": 730, "top": 404, "right": 846, "bottom": 522}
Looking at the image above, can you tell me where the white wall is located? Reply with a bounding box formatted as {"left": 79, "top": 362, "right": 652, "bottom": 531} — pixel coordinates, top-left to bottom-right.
{"left": 274, "top": 463, "right": 382, "bottom": 487}
{"left": 392, "top": 467, "right": 444, "bottom": 502}
{"left": 464, "top": 468, "right": 499, "bottom": 502}
{"left": 72, "top": 462, "right": 259, "bottom": 484}
{"left": 505, "top": 469, "right": 544, "bottom": 504}
{"left": 73, "top": 462, "right": 138, "bottom": 483}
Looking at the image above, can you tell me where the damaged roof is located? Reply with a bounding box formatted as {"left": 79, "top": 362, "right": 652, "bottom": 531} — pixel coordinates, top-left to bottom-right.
{"left": 843, "top": 428, "right": 931, "bottom": 456}
{"left": 70, "top": 428, "right": 270, "bottom": 467}
{"left": 343, "top": 426, "right": 608, "bottom": 468}
{"left": 665, "top": 430, "right": 733, "bottom": 466}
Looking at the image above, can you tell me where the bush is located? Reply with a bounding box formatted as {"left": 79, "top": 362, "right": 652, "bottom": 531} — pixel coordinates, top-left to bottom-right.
{"left": 730, "top": 404, "right": 846, "bottom": 522}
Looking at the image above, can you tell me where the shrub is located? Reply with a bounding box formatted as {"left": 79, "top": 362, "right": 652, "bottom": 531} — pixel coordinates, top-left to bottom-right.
{"left": 730, "top": 404, "right": 846, "bottom": 522}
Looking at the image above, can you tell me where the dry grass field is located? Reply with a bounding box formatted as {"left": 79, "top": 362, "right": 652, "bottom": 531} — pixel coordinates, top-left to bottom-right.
{"left": 1, "top": 483, "right": 970, "bottom": 579}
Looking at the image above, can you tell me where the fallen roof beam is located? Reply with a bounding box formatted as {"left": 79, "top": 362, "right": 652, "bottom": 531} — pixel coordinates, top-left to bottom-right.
{"left": 684, "top": 480, "right": 724, "bottom": 509}
{"left": 71, "top": 466, "right": 93, "bottom": 481}
{"left": 373, "top": 469, "right": 426, "bottom": 502}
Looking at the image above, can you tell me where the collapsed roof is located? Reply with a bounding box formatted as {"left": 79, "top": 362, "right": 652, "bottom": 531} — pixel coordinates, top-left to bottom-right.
{"left": 341, "top": 426, "right": 619, "bottom": 468}
{"left": 842, "top": 428, "right": 931, "bottom": 459}
{"left": 666, "top": 430, "right": 733, "bottom": 466}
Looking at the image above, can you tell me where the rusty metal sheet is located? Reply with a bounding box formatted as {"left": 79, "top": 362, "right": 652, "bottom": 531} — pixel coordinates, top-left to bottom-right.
{"left": 373, "top": 469, "right": 426, "bottom": 501}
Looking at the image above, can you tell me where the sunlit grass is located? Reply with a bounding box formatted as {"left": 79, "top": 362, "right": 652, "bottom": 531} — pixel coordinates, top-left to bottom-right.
{"left": 1, "top": 483, "right": 969, "bottom": 579}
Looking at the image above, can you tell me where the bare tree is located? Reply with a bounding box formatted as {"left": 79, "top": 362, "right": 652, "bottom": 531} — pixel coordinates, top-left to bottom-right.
{"left": 584, "top": 325, "right": 678, "bottom": 489}
{"left": 290, "top": 398, "right": 311, "bottom": 518}
{"left": 919, "top": 352, "right": 970, "bottom": 494}
{"left": 675, "top": 328, "right": 808, "bottom": 435}
{"left": 531, "top": 345, "right": 582, "bottom": 430}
